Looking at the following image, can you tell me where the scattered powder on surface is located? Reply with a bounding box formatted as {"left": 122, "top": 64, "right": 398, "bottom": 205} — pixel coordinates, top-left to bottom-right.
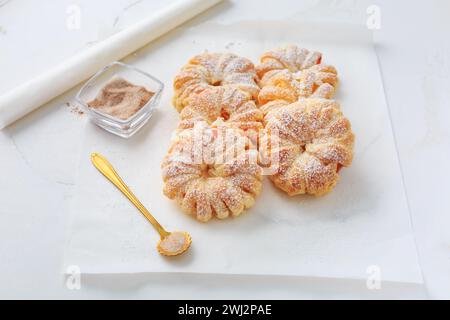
{"left": 88, "top": 77, "right": 154, "bottom": 120}
{"left": 66, "top": 102, "right": 84, "bottom": 116}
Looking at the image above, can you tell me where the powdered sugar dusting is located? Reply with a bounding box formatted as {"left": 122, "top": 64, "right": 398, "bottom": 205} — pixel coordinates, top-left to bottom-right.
{"left": 173, "top": 53, "right": 260, "bottom": 111}
{"left": 262, "top": 98, "right": 354, "bottom": 196}
{"left": 179, "top": 86, "right": 263, "bottom": 131}
{"left": 256, "top": 44, "right": 323, "bottom": 78}
{"left": 258, "top": 60, "right": 338, "bottom": 105}
{"left": 162, "top": 125, "right": 262, "bottom": 222}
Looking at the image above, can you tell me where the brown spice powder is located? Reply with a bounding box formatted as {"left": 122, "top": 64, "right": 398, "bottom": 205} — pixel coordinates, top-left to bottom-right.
{"left": 88, "top": 77, "right": 154, "bottom": 120}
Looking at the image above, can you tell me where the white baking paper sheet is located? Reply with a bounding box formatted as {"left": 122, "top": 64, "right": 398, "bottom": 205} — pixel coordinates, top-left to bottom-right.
{"left": 64, "top": 21, "right": 423, "bottom": 284}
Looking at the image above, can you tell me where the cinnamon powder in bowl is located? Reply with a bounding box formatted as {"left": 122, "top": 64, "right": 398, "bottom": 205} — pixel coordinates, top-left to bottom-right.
{"left": 88, "top": 77, "right": 155, "bottom": 121}
{"left": 76, "top": 61, "right": 164, "bottom": 138}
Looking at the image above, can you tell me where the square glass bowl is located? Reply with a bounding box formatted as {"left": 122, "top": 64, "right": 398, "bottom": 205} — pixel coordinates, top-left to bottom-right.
{"left": 76, "top": 61, "right": 164, "bottom": 138}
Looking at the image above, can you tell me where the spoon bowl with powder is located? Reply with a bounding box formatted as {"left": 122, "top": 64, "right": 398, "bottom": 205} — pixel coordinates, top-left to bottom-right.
{"left": 91, "top": 152, "right": 192, "bottom": 257}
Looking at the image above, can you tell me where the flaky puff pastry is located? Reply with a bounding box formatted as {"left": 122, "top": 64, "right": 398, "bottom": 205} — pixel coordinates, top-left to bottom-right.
{"left": 256, "top": 45, "right": 338, "bottom": 104}
{"left": 173, "top": 53, "right": 260, "bottom": 112}
{"left": 260, "top": 98, "right": 354, "bottom": 196}
{"left": 162, "top": 123, "right": 262, "bottom": 222}
{"left": 178, "top": 86, "right": 263, "bottom": 132}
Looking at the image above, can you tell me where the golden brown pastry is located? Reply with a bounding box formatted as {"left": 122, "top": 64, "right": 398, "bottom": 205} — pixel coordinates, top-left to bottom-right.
{"left": 261, "top": 98, "right": 354, "bottom": 196}
{"left": 162, "top": 123, "right": 262, "bottom": 222}
{"left": 256, "top": 44, "right": 323, "bottom": 78}
{"left": 173, "top": 53, "right": 259, "bottom": 111}
{"left": 178, "top": 86, "right": 263, "bottom": 132}
{"left": 256, "top": 45, "right": 338, "bottom": 105}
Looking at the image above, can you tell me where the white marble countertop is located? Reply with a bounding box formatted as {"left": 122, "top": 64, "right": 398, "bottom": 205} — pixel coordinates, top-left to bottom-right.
{"left": 0, "top": 0, "right": 449, "bottom": 299}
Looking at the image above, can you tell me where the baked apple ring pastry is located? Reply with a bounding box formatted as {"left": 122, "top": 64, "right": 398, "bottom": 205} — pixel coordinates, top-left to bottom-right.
{"left": 261, "top": 98, "right": 354, "bottom": 196}
{"left": 162, "top": 123, "right": 262, "bottom": 222}
{"left": 256, "top": 45, "right": 338, "bottom": 104}
{"left": 173, "top": 53, "right": 259, "bottom": 111}
{"left": 178, "top": 86, "right": 263, "bottom": 132}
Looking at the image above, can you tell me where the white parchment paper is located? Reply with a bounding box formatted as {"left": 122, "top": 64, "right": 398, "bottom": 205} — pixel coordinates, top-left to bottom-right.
{"left": 64, "top": 21, "right": 423, "bottom": 284}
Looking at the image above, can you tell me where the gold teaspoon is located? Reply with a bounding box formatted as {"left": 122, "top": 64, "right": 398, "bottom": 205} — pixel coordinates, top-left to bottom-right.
{"left": 90, "top": 153, "right": 191, "bottom": 257}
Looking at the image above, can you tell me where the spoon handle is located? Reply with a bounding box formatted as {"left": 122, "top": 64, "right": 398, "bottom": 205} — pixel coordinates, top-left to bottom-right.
{"left": 90, "top": 153, "right": 169, "bottom": 238}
